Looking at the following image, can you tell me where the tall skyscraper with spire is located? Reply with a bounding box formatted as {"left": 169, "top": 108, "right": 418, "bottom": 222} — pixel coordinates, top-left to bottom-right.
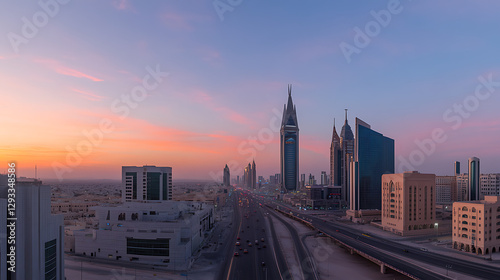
{"left": 340, "top": 109, "right": 354, "bottom": 203}
{"left": 251, "top": 160, "right": 257, "bottom": 189}
{"left": 223, "top": 164, "right": 230, "bottom": 187}
{"left": 280, "top": 85, "right": 299, "bottom": 192}
{"left": 330, "top": 118, "right": 341, "bottom": 186}
{"left": 243, "top": 161, "right": 256, "bottom": 189}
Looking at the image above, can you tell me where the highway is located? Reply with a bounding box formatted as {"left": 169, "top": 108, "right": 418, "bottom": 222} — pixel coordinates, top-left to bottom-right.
{"left": 222, "top": 191, "right": 284, "bottom": 280}
{"left": 261, "top": 196, "right": 500, "bottom": 280}
{"left": 266, "top": 209, "right": 319, "bottom": 280}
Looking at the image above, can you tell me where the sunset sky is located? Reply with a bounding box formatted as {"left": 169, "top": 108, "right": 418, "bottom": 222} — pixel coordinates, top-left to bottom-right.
{"left": 1, "top": 1, "right": 500, "bottom": 181}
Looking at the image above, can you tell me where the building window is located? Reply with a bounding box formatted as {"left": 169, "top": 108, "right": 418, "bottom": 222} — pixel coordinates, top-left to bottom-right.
{"left": 45, "top": 239, "right": 57, "bottom": 280}
{"left": 127, "top": 238, "right": 169, "bottom": 256}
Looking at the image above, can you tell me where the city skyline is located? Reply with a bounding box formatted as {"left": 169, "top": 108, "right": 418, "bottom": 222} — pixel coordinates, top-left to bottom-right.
{"left": 2, "top": 1, "right": 500, "bottom": 180}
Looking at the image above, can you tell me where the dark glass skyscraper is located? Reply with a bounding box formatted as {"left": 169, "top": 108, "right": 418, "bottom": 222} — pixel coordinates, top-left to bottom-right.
{"left": 330, "top": 119, "right": 341, "bottom": 186}
{"left": 223, "top": 164, "right": 230, "bottom": 186}
{"left": 350, "top": 118, "right": 394, "bottom": 210}
{"left": 468, "top": 157, "right": 480, "bottom": 201}
{"left": 454, "top": 161, "right": 461, "bottom": 176}
{"left": 280, "top": 85, "right": 299, "bottom": 192}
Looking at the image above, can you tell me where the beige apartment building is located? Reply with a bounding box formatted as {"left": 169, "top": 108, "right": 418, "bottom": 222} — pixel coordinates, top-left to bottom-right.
{"left": 452, "top": 196, "right": 500, "bottom": 255}
{"left": 382, "top": 172, "right": 436, "bottom": 236}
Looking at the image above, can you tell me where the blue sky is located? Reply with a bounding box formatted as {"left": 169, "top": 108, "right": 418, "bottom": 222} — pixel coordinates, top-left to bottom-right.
{"left": 1, "top": 0, "right": 500, "bottom": 180}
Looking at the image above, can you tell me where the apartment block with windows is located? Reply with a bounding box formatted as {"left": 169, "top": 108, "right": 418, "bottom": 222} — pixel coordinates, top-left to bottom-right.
{"left": 452, "top": 196, "right": 500, "bottom": 255}
{"left": 382, "top": 172, "right": 436, "bottom": 236}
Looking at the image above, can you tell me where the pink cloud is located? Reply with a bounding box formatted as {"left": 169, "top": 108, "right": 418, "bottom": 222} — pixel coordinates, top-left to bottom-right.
{"left": 71, "top": 88, "right": 105, "bottom": 102}
{"left": 160, "top": 10, "right": 211, "bottom": 31}
{"left": 35, "top": 59, "right": 103, "bottom": 82}
{"left": 68, "top": 109, "right": 244, "bottom": 156}
{"left": 161, "top": 12, "right": 192, "bottom": 31}
{"left": 197, "top": 47, "right": 221, "bottom": 63}
{"left": 113, "top": 0, "right": 132, "bottom": 11}
{"left": 189, "top": 89, "right": 254, "bottom": 126}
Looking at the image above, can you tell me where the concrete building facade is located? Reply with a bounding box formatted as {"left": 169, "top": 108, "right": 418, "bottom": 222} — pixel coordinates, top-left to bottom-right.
{"left": 122, "top": 165, "right": 172, "bottom": 203}
{"left": 452, "top": 196, "right": 500, "bottom": 255}
{"left": 436, "top": 176, "right": 457, "bottom": 204}
{"left": 74, "top": 201, "right": 213, "bottom": 270}
{"left": 381, "top": 172, "right": 436, "bottom": 236}
{"left": 480, "top": 174, "right": 500, "bottom": 197}
{"left": 0, "top": 176, "right": 65, "bottom": 280}
{"left": 457, "top": 174, "right": 469, "bottom": 202}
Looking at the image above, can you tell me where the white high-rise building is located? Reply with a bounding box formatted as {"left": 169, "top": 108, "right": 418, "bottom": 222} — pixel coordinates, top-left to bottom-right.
{"left": 0, "top": 176, "right": 64, "bottom": 280}
{"left": 74, "top": 201, "right": 213, "bottom": 270}
{"left": 122, "top": 166, "right": 172, "bottom": 203}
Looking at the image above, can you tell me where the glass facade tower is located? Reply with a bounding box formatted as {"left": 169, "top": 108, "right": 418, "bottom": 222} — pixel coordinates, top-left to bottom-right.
{"left": 351, "top": 118, "right": 395, "bottom": 210}
{"left": 468, "top": 157, "right": 480, "bottom": 201}
{"left": 280, "top": 85, "right": 299, "bottom": 192}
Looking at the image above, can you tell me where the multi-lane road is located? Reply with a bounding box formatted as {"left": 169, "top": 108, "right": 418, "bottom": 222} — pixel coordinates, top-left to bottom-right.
{"left": 221, "top": 191, "right": 284, "bottom": 280}
{"left": 260, "top": 195, "right": 500, "bottom": 280}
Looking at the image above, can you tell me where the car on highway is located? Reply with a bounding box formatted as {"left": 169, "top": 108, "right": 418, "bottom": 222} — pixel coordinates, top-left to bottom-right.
{"left": 261, "top": 238, "right": 265, "bottom": 242}
{"left": 243, "top": 249, "right": 248, "bottom": 254}
{"left": 420, "top": 248, "right": 428, "bottom": 252}
{"left": 255, "top": 240, "right": 259, "bottom": 245}
{"left": 237, "top": 237, "right": 240, "bottom": 240}
{"left": 261, "top": 262, "right": 265, "bottom": 267}
{"left": 234, "top": 252, "right": 239, "bottom": 256}
{"left": 235, "top": 242, "right": 240, "bottom": 246}
{"left": 248, "top": 243, "right": 252, "bottom": 247}
{"left": 262, "top": 244, "right": 266, "bottom": 248}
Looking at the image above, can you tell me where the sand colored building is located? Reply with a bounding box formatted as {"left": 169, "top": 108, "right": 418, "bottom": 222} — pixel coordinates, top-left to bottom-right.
{"left": 382, "top": 172, "right": 436, "bottom": 236}
{"left": 452, "top": 196, "right": 500, "bottom": 255}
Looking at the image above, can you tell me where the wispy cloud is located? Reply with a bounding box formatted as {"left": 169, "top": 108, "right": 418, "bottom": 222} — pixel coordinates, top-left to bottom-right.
{"left": 161, "top": 12, "right": 193, "bottom": 31}
{"left": 35, "top": 59, "right": 103, "bottom": 82}
{"left": 71, "top": 88, "right": 105, "bottom": 101}
{"left": 112, "top": 0, "right": 132, "bottom": 11}
{"left": 160, "top": 10, "right": 211, "bottom": 31}
{"left": 71, "top": 109, "right": 242, "bottom": 155}
{"left": 190, "top": 89, "right": 254, "bottom": 126}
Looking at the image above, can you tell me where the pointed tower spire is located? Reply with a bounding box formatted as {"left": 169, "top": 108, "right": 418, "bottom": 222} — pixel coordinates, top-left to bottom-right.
{"left": 286, "top": 84, "right": 294, "bottom": 114}
{"left": 345, "top": 109, "right": 348, "bottom": 124}
{"left": 332, "top": 118, "right": 340, "bottom": 143}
